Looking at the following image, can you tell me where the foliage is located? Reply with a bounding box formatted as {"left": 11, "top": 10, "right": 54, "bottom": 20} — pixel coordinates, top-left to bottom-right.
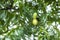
{"left": 0, "top": 0, "right": 60, "bottom": 40}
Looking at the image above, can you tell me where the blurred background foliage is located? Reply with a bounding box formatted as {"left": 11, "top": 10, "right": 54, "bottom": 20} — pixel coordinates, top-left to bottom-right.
{"left": 0, "top": 0, "right": 60, "bottom": 40}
